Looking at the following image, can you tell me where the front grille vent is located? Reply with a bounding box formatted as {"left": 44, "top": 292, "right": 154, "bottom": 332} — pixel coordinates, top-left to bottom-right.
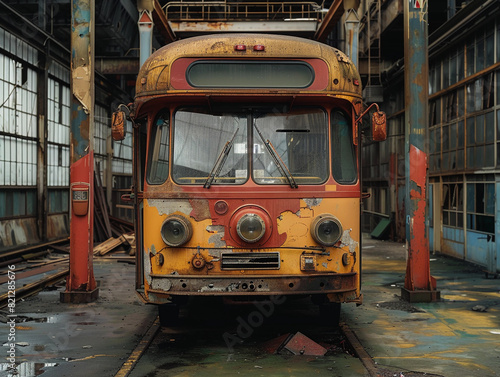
{"left": 221, "top": 252, "right": 280, "bottom": 270}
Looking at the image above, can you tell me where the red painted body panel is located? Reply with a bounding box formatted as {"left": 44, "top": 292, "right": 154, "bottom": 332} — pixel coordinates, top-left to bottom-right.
{"left": 67, "top": 152, "right": 97, "bottom": 291}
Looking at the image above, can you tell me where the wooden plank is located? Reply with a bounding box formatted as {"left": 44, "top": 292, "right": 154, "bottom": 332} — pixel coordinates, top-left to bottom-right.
{"left": 94, "top": 162, "right": 112, "bottom": 239}
{"left": 93, "top": 236, "right": 126, "bottom": 256}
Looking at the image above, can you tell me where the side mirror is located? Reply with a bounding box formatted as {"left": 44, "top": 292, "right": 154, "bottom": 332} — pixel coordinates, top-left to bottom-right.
{"left": 371, "top": 111, "right": 387, "bottom": 141}
{"left": 355, "top": 103, "right": 387, "bottom": 142}
{"left": 111, "top": 110, "right": 126, "bottom": 141}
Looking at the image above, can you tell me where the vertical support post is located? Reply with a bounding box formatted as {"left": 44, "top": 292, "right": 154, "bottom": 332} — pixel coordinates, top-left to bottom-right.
{"left": 61, "top": 0, "right": 99, "bottom": 303}
{"left": 106, "top": 134, "right": 113, "bottom": 210}
{"left": 38, "top": 0, "right": 47, "bottom": 30}
{"left": 402, "top": 0, "right": 439, "bottom": 302}
{"left": 37, "top": 48, "right": 49, "bottom": 242}
{"left": 495, "top": 177, "right": 500, "bottom": 274}
{"left": 344, "top": 9, "right": 360, "bottom": 68}
{"left": 138, "top": 9, "right": 154, "bottom": 67}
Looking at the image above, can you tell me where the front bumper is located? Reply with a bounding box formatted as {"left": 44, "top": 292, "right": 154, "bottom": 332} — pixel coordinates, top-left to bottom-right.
{"left": 146, "top": 272, "right": 359, "bottom": 301}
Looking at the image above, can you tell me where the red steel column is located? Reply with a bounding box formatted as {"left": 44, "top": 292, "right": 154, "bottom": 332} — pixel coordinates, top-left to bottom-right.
{"left": 402, "top": 0, "right": 439, "bottom": 302}
{"left": 61, "top": 0, "right": 98, "bottom": 303}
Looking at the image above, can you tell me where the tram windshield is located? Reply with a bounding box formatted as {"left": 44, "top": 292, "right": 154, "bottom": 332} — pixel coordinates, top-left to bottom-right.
{"left": 148, "top": 106, "right": 355, "bottom": 186}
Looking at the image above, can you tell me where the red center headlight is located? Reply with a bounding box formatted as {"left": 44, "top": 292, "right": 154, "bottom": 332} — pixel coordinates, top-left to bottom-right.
{"left": 236, "top": 213, "right": 266, "bottom": 243}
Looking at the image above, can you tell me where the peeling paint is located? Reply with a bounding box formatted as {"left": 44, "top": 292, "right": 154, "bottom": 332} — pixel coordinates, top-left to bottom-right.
{"left": 297, "top": 207, "right": 313, "bottom": 218}
{"left": 207, "top": 225, "right": 226, "bottom": 247}
{"left": 150, "top": 244, "right": 157, "bottom": 255}
{"left": 303, "top": 198, "right": 323, "bottom": 209}
{"left": 341, "top": 229, "right": 358, "bottom": 254}
{"left": 208, "top": 249, "right": 223, "bottom": 258}
{"left": 151, "top": 199, "right": 193, "bottom": 217}
{"left": 144, "top": 250, "right": 152, "bottom": 286}
{"left": 72, "top": 66, "right": 91, "bottom": 113}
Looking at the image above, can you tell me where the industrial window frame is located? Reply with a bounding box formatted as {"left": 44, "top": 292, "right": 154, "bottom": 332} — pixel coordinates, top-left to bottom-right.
{"left": 442, "top": 182, "right": 464, "bottom": 229}
{"left": 466, "top": 180, "right": 495, "bottom": 234}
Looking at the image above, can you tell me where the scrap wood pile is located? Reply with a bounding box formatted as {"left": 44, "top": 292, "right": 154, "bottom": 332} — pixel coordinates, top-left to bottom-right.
{"left": 93, "top": 166, "right": 135, "bottom": 258}
{"left": 93, "top": 232, "right": 135, "bottom": 257}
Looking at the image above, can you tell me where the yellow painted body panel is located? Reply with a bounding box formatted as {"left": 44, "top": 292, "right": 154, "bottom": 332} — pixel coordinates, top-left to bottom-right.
{"left": 142, "top": 197, "right": 361, "bottom": 303}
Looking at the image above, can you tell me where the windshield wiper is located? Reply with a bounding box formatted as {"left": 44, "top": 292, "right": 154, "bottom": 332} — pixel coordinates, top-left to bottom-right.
{"left": 253, "top": 123, "right": 298, "bottom": 189}
{"left": 204, "top": 128, "right": 239, "bottom": 189}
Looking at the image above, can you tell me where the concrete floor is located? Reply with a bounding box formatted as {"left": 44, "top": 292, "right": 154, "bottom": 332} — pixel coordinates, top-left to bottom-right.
{"left": 1, "top": 237, "right": 499, "bottom": 377}
{"left": 342, "top": 237, "right": 500, "bottom": 376}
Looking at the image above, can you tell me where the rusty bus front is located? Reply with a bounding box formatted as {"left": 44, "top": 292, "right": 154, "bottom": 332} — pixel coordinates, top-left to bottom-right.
{"left": 112, "top": 34, "right": 385, "bottom": 325}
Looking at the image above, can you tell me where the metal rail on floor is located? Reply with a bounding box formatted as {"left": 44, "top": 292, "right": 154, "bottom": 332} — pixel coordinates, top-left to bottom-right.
{"left": 114, "top": 317, "right": 161, "bottom": 377}
{"left": 340, "top": 322, "right": 379, "bottom": 377}
{"left": 0, "top": 269, "right": 69, "bottom": 309}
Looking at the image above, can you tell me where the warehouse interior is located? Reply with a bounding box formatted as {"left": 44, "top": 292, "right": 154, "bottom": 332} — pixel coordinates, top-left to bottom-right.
{"left": 1, "top": 1, "right": 500, "bottom": 376}
{"left": 1, "top": 0, "right": 499, "bottom": 275}
{"left": 0, "top": 0, "right": 499, "bottom": 271}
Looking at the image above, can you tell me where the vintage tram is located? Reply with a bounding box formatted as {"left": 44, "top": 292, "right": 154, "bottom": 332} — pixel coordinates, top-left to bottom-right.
{"left": 112, "top": 33, "right": 386, "bottom": 325}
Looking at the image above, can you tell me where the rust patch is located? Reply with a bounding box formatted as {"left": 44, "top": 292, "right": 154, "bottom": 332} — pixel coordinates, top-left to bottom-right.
{"left": 406, "top": 145, "right": 431, "bottom": 290}
{"left": 210, "top": 41, "right": 226, "bottom": 51}
{"left": 409, "top": 145, "right": 428, "bottom": 245}
{"left": 409, "top": 145, "right": 427, "bottom": 200}
{"left": 189, "top": 198, "right": 211, "bottom": 221}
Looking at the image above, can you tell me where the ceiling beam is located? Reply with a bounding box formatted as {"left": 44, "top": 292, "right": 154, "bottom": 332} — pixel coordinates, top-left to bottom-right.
{"left": 169, "top": 20, "right": 318, "bottom": 36}
{"left": 95, "top": 57, "right": 140, "bottom": 75}
{"left": 152, "top": 0, "right": 176, "bottom": 44}
{"left": 314, "top": 0, "right": 344, "bottom": 42}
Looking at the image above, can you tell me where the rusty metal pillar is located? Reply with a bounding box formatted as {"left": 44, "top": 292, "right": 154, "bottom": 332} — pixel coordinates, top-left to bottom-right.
{"left": 401, "top": 0, "right": 439, "bottom": 303}
{"left": 61, "top": 0, "right": 99, "bottom": 303}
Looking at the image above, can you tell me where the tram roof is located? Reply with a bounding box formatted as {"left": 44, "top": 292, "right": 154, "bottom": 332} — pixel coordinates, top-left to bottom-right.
{"left": 135, "top": 33, "right": 361, "bottom": 100}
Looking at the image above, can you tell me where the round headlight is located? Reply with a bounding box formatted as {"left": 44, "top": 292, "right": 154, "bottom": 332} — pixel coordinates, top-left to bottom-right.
{"left": 160, "top": 215, "right": 193, "bottom": 247}
{"left": 311, "top": 215, "right": 343, "bottom": 246}
{"left": 237, "top": 213, "right": 266, "bottom": 243}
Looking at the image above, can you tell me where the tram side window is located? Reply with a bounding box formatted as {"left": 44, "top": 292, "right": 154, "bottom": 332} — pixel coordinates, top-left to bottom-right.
{"left": 331, "top": 111, "right": 357, "bottom": 184}
{"left": 147, "top": 111, "right": 170, "bottom": 184}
